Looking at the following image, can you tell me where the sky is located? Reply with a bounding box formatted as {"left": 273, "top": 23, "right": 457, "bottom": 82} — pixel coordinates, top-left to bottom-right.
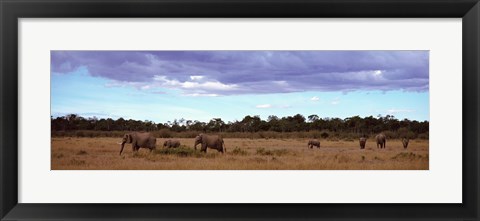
{"left": 51, "top": 51, "right": 429, "bottom": 123}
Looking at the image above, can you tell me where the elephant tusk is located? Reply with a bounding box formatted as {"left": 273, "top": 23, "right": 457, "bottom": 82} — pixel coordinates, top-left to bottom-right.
{"left": 117, "top": 142, "right": 123, "bottom": 145}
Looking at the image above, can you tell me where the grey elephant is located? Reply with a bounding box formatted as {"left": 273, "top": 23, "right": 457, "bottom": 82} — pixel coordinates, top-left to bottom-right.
{"left": 119, "top": 132, "right": 156, "bottom": 155}
{"left": 402, "top": 138, "right": 409, "bottom": 149}
{"left": 359, "top": 137, "right": 367, "bottom": 149}
{"left": 308, "top": 139, "right": 320, "bottom": 149}
{"left": 163, "top": 139, "right": 180, "bottom": 148}
{"left": 194, "top": 134, "right": 225, "bottom": 153}
{"left": 375, "top": 133, "right": 386, "bottom": 149}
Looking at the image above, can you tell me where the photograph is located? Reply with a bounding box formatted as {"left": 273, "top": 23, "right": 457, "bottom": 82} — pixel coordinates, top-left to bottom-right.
{"left": 3, "top": 0, "right": 477, "bottom": 219}
{"left": 50, "top": 50, "right": 429, "bottom": 170}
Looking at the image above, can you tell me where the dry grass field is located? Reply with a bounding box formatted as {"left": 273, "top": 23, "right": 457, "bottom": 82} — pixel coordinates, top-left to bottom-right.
{"left": 51, "top": 137, "right": 428, "bottom": 170}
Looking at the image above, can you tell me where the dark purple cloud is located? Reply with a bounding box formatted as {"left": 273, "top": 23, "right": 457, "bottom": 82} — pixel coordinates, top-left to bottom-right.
{"left": 51, "top": 51, "right": 429, "bottom": 95}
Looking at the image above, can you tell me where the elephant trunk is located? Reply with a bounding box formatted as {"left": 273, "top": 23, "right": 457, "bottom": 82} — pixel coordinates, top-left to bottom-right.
{"left": 119, "top": 142, "right": 126, "bottom": 155}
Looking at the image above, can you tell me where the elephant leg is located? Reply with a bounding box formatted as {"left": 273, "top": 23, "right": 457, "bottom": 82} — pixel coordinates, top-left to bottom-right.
{"left": 218, "top": 146, "right": 224, "bottom": 154}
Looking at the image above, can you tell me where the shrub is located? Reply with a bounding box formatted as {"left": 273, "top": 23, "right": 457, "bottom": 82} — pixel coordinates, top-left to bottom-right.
{"left": 320, "top": 132, "right": 329, "bottom": 139}
{"left": 155, "top": 147, "right": 194, "bottom": 157}
{"left": 383, "top": 131, "right": 396, "bottom": 139}
{"left": 182, "top": 131, "right": 200, "bottom": 138}
{"left": 391, "top": 152, "right": 418, "bottom": 160}
{"left": 256, "top": 148, "right": 270, "bottom": 155}
{"left": 84, "top": 131, "right": 94, "bottom": 137}
{"left": 256, "top": 148, "right": 289, "bottom": 156}
{"left": 328, "top": 137, "right": 339, "bottom": 142}
{"left": 417, "top": 132, "right": 429, "bottom": 139}
{"left": 157, "top": 129, "right": 172, "bottom": 138}
{"left": 310, "top": 131, "right": 322, "bottom": 139}
{"left": 75, "top": 131, "right": 85, "bottom": 137}
{"left": 232, "top": 147, "right": 248, "bottom": 156}
{"left": 76, "top": 150, "right": 88, "bottom": 155}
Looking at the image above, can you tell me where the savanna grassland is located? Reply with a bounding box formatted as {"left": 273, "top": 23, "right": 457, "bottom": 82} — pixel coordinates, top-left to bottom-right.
{"left": 51, "top": 137, "right": 428, "bottom": 170}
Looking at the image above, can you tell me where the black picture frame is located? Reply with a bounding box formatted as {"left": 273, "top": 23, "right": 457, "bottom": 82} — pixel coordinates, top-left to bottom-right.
{"left": 1, "top": 0, "right": 479, "bottom": 220}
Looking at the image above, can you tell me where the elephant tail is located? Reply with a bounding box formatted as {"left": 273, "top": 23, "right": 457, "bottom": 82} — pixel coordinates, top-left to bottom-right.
{"left": 119, "top": 143, "right": 125, "bottom": 155}
{"left": 223, "top": 140, "right": 226, "bottom": 153}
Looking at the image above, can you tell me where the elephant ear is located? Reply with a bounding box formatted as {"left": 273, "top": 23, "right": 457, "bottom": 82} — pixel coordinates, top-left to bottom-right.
{"left": 127, "top": 134, "right": 132, "bottom": 143}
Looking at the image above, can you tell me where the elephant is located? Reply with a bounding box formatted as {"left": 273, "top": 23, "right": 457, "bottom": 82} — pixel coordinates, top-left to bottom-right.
{"left": 375, "top": 133, "right": 386, "bottom": 149}
{"left": 402, "top": 138, "right": 409, "bottom": 149}
{"left": 118, "top": 132, "right": 156, "bottom": 155}
{"left": 308, "top": 139, "right": 320, "bottom": 149}
{"left": 194, "top": 134, "right": 225, "bottom": 153}
{"left": 359, "top": 137, "right": 367, "bottom": 149}
{"left": 163, "top": 139, "right": 181, "bottom": 148}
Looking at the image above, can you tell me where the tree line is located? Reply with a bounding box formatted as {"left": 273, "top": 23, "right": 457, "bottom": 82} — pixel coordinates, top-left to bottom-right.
{"left": 51, "top": 114, "right": 428, "bottom": 138}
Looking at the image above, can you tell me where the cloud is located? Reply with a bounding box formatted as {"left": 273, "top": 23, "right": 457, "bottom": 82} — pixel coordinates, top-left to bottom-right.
{"left": 183, "top": 93, "right": 219, "bottom": 97}
{"left": 310, "top": 96, "right": 320, "bottom": 101}
{"left": 256, "top": 104, "right": 272, "bottom": 109}
{"left": 151, "top": 75, "right": 238, "bottom": 95}
{"left": 255, "top": 104, "right": 291, "bottom": 109}
{"left": 190, "top": 75, "right": 204, "bottom": 81}
{"left": 331, "top": 98, "right": 340, "bottom": 105}
{"left": 51, "top": 51, "right": 429, "bottom": 96}
{"left": 140, "top": 85, "right": 151, "bottom": 90}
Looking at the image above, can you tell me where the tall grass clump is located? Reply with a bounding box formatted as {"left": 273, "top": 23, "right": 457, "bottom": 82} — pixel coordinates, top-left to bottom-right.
{"left": 231, "top": 147, "right": 248, "bottom": 156}
{"left": 256, "top": 148, "right": 289, "bottom": 156}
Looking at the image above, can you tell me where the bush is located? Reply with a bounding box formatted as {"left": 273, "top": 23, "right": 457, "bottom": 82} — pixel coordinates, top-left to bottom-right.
{"left": 76, "top": 150, "right": 88, "bottom": 155}
{"left": 232, "top": 147, "right": 248, "bottom": 156}
{"left": 155, "top": 147, "right": 200, "bottom": 157}
{"left": 75, "top": 131, "right": 85, "bottom": 137}
{"left": 417, "top": 132, "right": 429, "bottom": 139}
{"left": 383, "top": 131, "right": 396, "bottom": 139}
{"left": 256, "top": 148, "right": 270, "bottom": 155}
{"left": 320, "top": 132, "right": 329, "bottom": 139}
{"left": 157, "top": 129, "right": 172, "bottom": 138}
{"left": 256, "top": 148, "right": 289, "bottom": 156}
{"left": 391, "top": 152, "right": 418, "bottom": 160}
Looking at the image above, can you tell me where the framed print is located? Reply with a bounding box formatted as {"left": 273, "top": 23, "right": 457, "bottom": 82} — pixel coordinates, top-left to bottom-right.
{"left": 1, "top": 0, "right": 479, "bottom": 220}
